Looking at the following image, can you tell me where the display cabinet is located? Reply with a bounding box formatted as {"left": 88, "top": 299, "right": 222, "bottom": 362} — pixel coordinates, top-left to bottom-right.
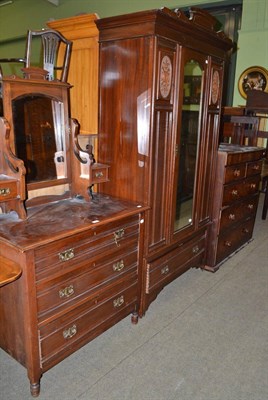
{"left": 96, "top": 7, "right": 233, "bottom": 314}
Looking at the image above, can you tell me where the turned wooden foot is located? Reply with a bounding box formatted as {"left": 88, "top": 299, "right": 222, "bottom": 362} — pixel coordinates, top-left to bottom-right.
{"left": 30, "top": 381, "right": 41, "bottom": 397}
{"left": 131, "top": 311, "right": 139, "bottom": 324}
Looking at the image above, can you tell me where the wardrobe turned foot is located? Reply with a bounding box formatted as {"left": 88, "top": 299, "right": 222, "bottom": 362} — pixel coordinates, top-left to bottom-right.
{"left": 131, "top": 311, "right": 139, "bottom": 324}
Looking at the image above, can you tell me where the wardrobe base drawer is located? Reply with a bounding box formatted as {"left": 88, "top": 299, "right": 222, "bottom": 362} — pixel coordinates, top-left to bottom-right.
{"left": 145, "top": 235, "right": 205, "bottom": 294}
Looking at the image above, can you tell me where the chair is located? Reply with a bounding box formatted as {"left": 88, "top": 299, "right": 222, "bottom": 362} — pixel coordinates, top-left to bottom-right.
{"left": 25, "top": 29, "right": 72, "bottom": 82}
{"left": 221, "top": 108, "right": 259, "bottom": 146}
{"left": 0, "top": 28, "right": 72, "bottom": 82}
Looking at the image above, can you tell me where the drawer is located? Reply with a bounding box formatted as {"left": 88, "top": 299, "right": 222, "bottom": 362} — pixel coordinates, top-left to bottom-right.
{"left": 222, "top": 175, "right": 260, "bottom": 206}
{"left": 35, "top": 215, "right": 139, "bottom": 274}
{"left": 146, "top": 235, "right": 205, "bottom": 294}
{"left": 39, "top": 274, "right": 138, "bottom": 367}
{"left": 216, "top": 218, "right": 255, "bottom": 265}
{"left": 246, "top": 160, "right": 262, "bottom": 177}
{"left": 220, "top": 194, "right": 259, "bottom": 231}
{"left": 224, "top": 149, "right": 264, "bottom": 166}
{"left": 36, "top": 246, "right": 138, "bottom": 319}
{"left": 0, "top": 178, "right": 18, "bottom": 201}
{"left": 224, "top": 164, "right": 246, "bottom": 184}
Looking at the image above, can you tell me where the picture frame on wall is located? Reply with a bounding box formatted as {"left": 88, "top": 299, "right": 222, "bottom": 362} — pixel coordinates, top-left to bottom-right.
{"left": 238, "top": 66, "right": 268, "bottom": 99}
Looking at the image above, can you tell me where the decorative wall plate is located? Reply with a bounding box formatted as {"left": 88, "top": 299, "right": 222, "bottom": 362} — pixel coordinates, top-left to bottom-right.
{"left": 238, "top": 66, "right": 268, "bottom": 99}
{"left": 159, "top": 55, "right": 172, "bottom": 98}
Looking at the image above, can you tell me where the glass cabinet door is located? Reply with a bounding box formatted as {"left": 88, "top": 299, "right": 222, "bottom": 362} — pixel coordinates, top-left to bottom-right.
{"left": 173, "top": 53, "right": 206, "bottom": 233}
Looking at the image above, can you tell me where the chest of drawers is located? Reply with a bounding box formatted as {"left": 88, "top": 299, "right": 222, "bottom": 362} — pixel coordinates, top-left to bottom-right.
{"left": 205, "top": 144, "right": 264, "bottom": 271}
{"left": 0, "top": 195, "right": 146, "bottom": 397}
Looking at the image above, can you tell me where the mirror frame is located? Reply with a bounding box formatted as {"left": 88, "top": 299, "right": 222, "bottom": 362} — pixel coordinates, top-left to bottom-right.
{"left": 1, "top": 73, "right": 72, "bottom": 201}
{"left": 171, "top": 49, "right": 208, "bottom": 238}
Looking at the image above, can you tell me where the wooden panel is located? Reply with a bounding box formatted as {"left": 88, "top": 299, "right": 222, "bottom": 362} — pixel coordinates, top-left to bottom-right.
{"left": 47, "top": 14, "right": 99, "bottom": 135}
{"left": 98, "top": 36, "right": 154, "bottom": 203}
{"left": 147, "top": 109, "right": 172, "bottom": 252}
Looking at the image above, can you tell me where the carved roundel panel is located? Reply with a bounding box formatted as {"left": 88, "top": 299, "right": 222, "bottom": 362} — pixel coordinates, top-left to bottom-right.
{"left": 211, "top": 70, "right": 220, "bottom": 104}
{"left": 159, "top": 55, "right": 172, "bottom": 99}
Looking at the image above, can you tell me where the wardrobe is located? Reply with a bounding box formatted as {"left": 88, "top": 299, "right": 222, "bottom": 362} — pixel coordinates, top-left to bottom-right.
{"left": 96, "top": 7, "right": 233, "bottom": 314}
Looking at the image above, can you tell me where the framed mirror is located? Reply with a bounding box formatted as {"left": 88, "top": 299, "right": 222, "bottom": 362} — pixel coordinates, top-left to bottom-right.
{"left": 173, "top": 57, "right": 204, "bottom": 232}
{"left": 1, "top": 74, "right": 72, "bottom": 203}
{"left": 12, "top": 95, "right": 67, "bottom": 185}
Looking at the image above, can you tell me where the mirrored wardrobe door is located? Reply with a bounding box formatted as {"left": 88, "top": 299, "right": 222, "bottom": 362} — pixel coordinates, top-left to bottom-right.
{"left": 172, "top": 51, "right": 207, "bottom": 234}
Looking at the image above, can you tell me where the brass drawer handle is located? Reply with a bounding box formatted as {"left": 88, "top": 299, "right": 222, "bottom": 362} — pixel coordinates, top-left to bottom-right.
{"left": 252, "top": 164, "right": 260, "bottom": 170}
{"left": 161, "top": 265, "right": 169, "bottom": 275}
{"left": 113, "top": 295, "right": 124, "bottom": 308}
{"left": 250, "top": 183, "right": 256, "bottom": 189}
{"left": 233, "top": 169, "right": 241, "bottom": 177}
{"left": 59, "top": 284, "right": 75, "bottom": 299}
{"left": 231, "top": 189, "right": 238, "bottom": 196}
{"left": 113, "top": 228, "right": 125, "bottom": 246}
{"left": 63, "top": 324, "right": 77, "bottom": 340}
{"left": 247, "top": 204, "right": 253, "bottom": 210}
{"left": 59, "top": 248, "right": 75, "bottom": 262}
{"left": 228, "top": 213, "right": 236, "bottom": 220}
{"left": 192, "top": 245, "right": 200, "bottom": 254}
{"left": 224, "top": 240, "right": 232, "bottom": 247}
{"left": 95, "top": 172, "right": 104, "bottom": 178}
{"left": 0, "top": 187, "right": 11, "bottom": 196}
{"left": 243, "top": 228, "right": 249, "bottom": 234}
{"left": 113, "top": 260, "right": 125, "bottom": 272}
